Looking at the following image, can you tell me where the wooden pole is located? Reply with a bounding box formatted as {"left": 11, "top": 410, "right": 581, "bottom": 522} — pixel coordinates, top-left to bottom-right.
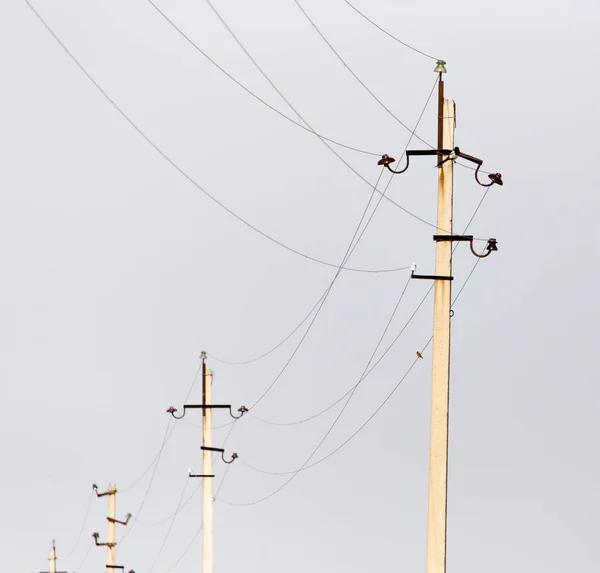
{"left": 202, "top": 364, "right": 214, "bottom": 573}
{"left": 425, "top": 89, "right": 455, "bottom": 573}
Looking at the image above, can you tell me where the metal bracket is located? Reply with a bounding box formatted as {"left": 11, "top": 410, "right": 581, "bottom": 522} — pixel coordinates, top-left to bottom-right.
{"left": 107, "top": 513, "right": 131, "bottom": 526}
{"left": 167, "top": 404, "right": 248, "bottom": 420}
{"left": 201, "top": 446, "right": 239, "bottom": 464}
{"left": 92, "top": 532, "right": 115, "bottom": 548}
{"left": 433, "top": 235, "right": 498, "bottom": 259}
{"left": 411, "top": 273, "right": 453, "bottom": 281}
{"left": 92, "top": 483, "right": 114, "bottom": 498}
{"left": 378, "top": 146, "right": 503, "bottom": 187}
{"left": 106, "top": 566, "right": 125, "bottom": 570}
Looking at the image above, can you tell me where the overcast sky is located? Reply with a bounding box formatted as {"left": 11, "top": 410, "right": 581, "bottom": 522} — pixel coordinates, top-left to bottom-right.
{"left": 1, "top": 0, "right": 599, "bottom": 572}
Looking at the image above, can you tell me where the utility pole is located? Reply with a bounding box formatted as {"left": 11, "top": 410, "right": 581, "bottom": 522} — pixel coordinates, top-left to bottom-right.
{"left": 425, "top": 63, "right": 454, "bottom": 573}
{"left": 168, "top": 352, "right": 245, "bottom": 573}
{"left": 39, "top": 540, "right": 67, "bottom": 573}
{"left": 92, "top": 484, "right": 131, "bottom": 573}
{"left": 202, "top": 356, "right": 214, "bottom": 573}
{"left": 377, "top": 60, "right": 502, "bottom": 573}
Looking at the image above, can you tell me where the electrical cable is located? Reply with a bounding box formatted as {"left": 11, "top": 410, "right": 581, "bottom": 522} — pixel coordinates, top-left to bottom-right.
{"left": 248, "top": 180, "right": 492, "bottom": 427}
{"left": 147, "top": 478, "right": 189, "bottom": 573}
{"left": 115, "top": 360, "right": 204, "bottom": 549}
{"left": 204, "top": 0, "right": 455, "bottom": 231}
{"left": 226, "top": 273, "right": 417, "bottom": 494}
{"left": 247, "top": 166, "right": 385, "bottom": 410}
{"left": 143, "top": 0, "right": 380, "bottom": 157}
{"left": 162, "top": 425, "right": 236, "bottom": 573}
{"left": 218, "top": 257, "right": 483, "bottom": 503}
{"left": 245, "top": 72, "right": 437, "bottom": 409}
{"left": 208, "top": 75, "right": 437, "bottom": 371}
{"left": 249, "top": 281, "right": 431, "bottom": 428}
{"left": 23, "top": 0, "right": 411, "bottom": 275}
{"left": 341, "top": 0, "right": 439, "bottom": 61}
{"left": 249, "top": 165, "right": 383, "bottom": 410}
{"left": 293, "top": 0, "right": 432, "bottom": 147}
{"left": 64, "top": 489, "right": 94, "bottom": 559}
{"left": 71, "top": 540, "right": 92, "bottom": 573}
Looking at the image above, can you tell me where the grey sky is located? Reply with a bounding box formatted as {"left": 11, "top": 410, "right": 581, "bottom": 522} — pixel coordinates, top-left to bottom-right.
{"left": 1, "top": 0, "right": 598, "bottom": 571}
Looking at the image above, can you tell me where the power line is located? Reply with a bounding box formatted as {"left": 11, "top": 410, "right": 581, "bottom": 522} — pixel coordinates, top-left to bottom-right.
{"left": 221, "top": 274, "right": 417, "bottom": 501}
{"left": 22, "top": 0, "right": 412, "bottom": 275}
{"left": 249, "top": 280, "right": 432, "bottom": 428}
{"left": 71, "top": 540, "right": 92, "bottom": 573}
{"left": 209, "top": 75, "right": 437, "bottom": 372}
{"left": 341, "top": 0, "right": 439, "bottom": 61}
{"left": 247, "top": 166, "right": 386, "bottom": 410}
{"left": 143, "top": 0, "right": 380, "bottom": 157}
{"left": 245, "top": 73, "right": 437, "bottom": 409}
{"left": 162, "top": 427, "right": 236, "bottom": 573}
{"left": 241, "top": 272, "right": 414, "bottom": 475}
{"left": 204, "top": 0, "right": 454, "bottom": 231}
{"left": 293, "top": 0, "right": 432, "bottom": 147}
{"left": 249, "top": 182, "right": 492, "bottom": 427}
{"left": 147, "top": 0, "right": 488, "bottom": 179}
{"left": 218, "top": 257, "right": 483, "bottom": 502}
{"left": 146, "top": 478, "right": 189, "bottom": 573}
{"left": 64, "top": 489, "right": 94, "bottom": 559}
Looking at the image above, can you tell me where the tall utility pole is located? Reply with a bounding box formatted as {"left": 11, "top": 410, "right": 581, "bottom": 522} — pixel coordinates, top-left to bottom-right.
{"left": 377, "top": 60, "right": 502, "bottom": 573}
{"left": 426, "top": 67, "right": 455, "bottom": 573}
{"left": 168, "top": 352, "right": 245, "bottom": 573}
{"left": 92, "top": 484, "right": 131, "bottom": 573}
{"left": 39, "top": 540, "right": 67, "bottom": 573}
{"left": 202, "top": 357, "right": 214, "bottom": 573}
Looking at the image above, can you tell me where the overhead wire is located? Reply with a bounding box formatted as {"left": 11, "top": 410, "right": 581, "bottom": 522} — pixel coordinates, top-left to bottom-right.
{"left": 136, "top": 420, "right": 237, "bottom": 527}
{"left": 144, "top": 0, "right": 380, "bottom": 157}
{"left": 161, "top": 424, "right": 237, "bottom": 573}
{"left": 292, "top": 0, "right": 432, "bottom": 147}
{"left": 204, "top": 0, "right": 455, "bottom": 232}
{"left": 249, "top": 280, "right": 432, "bottom": 428}
{"left": 247, "top": 166, "right": 385, "bottom": 410}
{"left": 23, "top": 0, "right": 409, "bottom": 276}
{"left": 147, "top": 478, "right": 189, "bottom": 573}
{"left": 219, "top": 256, "right": 484, "bottom": 502}
{"left": 71, "top": 540, "right": 93, "bottom": 573}
{"left": 64, "top": 488, "right": 94, "bottom": 560}
{"left": 208, "top": 75, "right": 437, "bottom": 371}
{"left": 248, "top": 177, "right": 493, "bottom": 426}
{"left": 341, "top": 0, "right": 439, "bottom": 61}
{"left": 146, "top": 0, "right": 490, "bottom": 180}
{"left": 245, "top": 74, "right": 438, "bottom": 409}
{"left": 293, "top": 0, "right": 492, "bottom": 176}
{"left": 116, "top": 360, "right": 205, "bottom": 548}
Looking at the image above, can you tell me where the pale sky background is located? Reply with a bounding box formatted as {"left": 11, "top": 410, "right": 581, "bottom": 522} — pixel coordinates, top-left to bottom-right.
{"left": 1, "top": 0, "right": 599, "bottom": 572}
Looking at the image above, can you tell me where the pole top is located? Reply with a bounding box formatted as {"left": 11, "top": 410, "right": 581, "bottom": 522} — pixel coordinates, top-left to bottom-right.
{"left": 434, "top": 60, "right": 447, "bottom": 74}
{"left": 200, "top": 351, "right": 207, "bottom": 360}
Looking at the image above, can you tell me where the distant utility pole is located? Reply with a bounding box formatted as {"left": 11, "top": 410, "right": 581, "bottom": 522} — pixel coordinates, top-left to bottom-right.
{"left": 39, "top": 539, "right": 67, "bottom": 573}
{"left": 201, "top": 358, "right": 214, "bottom": 573}
{"left": 377, "top": 60, "right": 502, "bottom": 573}
{"left": 92, "top": 484, "right": 131, "bottom": 573}
{"left": 168, "top": 352, "right": 246, "bottom": 573}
